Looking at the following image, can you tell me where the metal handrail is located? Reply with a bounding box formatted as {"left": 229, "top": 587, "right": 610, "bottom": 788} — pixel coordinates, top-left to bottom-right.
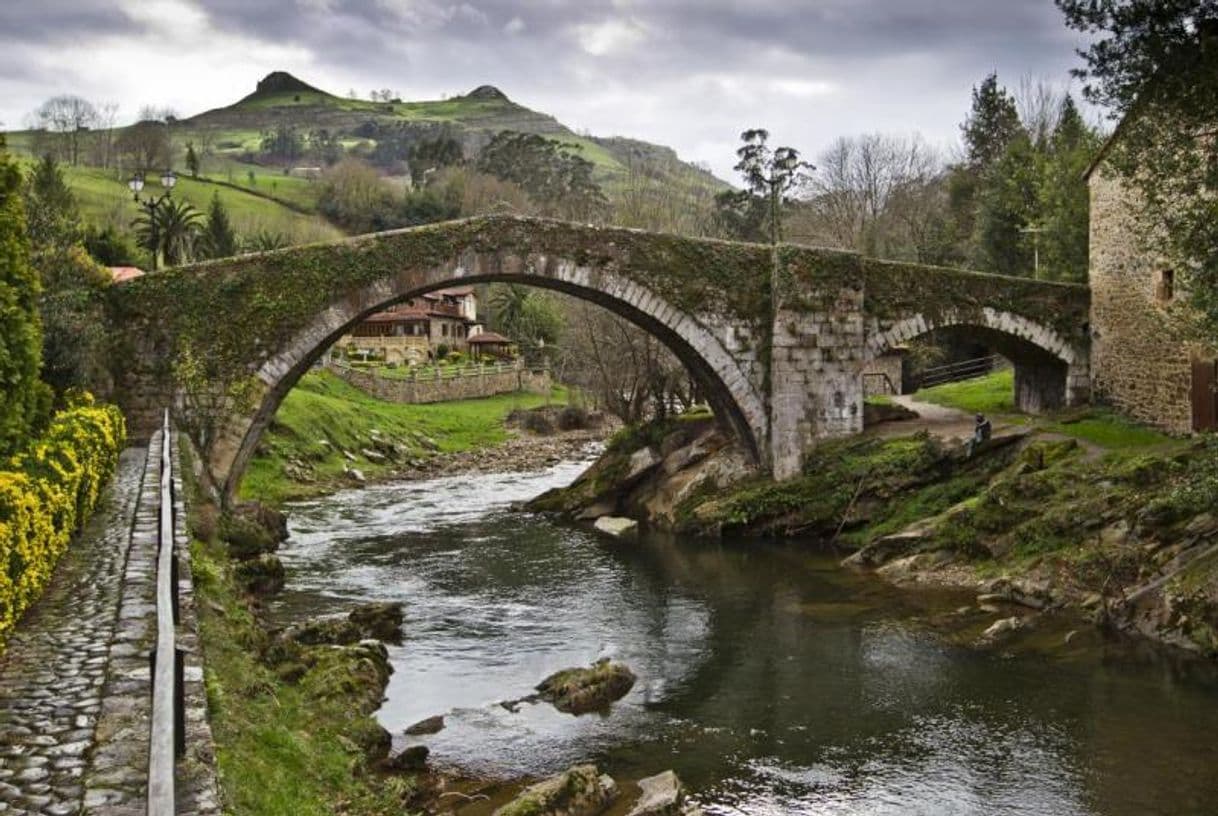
{"left": 148, "top": 410, "right": 178, "bottom": 815}
{"left": 919, "top": 355, "right": 1001, "bottom": 388}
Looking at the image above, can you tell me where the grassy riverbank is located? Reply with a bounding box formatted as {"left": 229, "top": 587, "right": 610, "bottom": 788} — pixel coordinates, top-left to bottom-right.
{"left": 192, "top": 538, "right": 419, "bottom": 815}
{"left": 241, "top": 370, "right": 567, "bottom": 505}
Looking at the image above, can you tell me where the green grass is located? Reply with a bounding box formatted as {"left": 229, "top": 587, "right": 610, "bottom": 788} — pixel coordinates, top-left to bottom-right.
{"left": 915, "top": 369, "right": 1016, "bottom": 414}
{"left": 1047, "top": 410, "right": 1178, "bottom": 450}
{"left": 241, "top": 370, "right": 567, "bottom": 504}
{"left": 39, "top": 162, "right": 342, "bottom": 246}
{"left": 192, "top": 538, "right": 420, "bottom": 815}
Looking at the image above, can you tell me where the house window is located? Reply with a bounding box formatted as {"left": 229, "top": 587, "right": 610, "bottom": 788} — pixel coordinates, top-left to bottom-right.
{"left": 1155, "top": 269, "right": 1175, "bottom": 303}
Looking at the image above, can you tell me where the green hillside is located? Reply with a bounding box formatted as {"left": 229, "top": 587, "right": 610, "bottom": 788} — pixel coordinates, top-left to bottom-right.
{"left": 3, "top": 70, "right": 727, "bottom": 255}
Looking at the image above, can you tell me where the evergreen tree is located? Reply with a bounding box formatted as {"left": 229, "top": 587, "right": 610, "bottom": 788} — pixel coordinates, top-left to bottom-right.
{"left": 24, "top": 155, "right": 78, "bottom": 250}
{"left": 185, "top": 142, "right": 200, "bottom": 178}
{"left": 0, "top": 139, "right": 50, "bottom": 455}
{"left": 1036, "top": 95, "right": 1098, "bottom": 282}
{"left": 200, "top": 192, "right": 238, "bottom": 259}
{"left": 961, "top": 73, "right": 1024, "bottom": 170}
{"left": 974, "top": 132, "right": 1039, "bottom": 277}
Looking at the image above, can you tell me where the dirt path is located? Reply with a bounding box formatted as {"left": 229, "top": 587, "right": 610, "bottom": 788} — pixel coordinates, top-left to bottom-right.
{"left": 873, "top": 393, "right": 1106, "bottom": 461}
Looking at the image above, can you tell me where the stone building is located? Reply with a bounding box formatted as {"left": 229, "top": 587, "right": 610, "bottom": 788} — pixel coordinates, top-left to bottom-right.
{"left": 1086, "top": 143, "right": 1218, "bottom": 433}
{"left": 336, "top": 286, "right": 480, "bottom": 364}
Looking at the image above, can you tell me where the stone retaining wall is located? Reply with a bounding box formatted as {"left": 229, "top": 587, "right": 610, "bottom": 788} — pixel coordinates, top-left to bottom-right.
{"left": 327, "top": 362, "right": 551, "bottom": 404}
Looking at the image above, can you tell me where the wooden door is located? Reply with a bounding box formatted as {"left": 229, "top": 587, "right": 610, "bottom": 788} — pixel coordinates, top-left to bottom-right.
{"left": 1192, "top": 358, "right": 1218, "bottom": 431}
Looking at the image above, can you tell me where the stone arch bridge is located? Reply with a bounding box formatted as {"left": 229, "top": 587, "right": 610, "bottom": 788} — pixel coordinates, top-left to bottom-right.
{"left": 105, "top": 216, "right": 1090, "bottom": 500}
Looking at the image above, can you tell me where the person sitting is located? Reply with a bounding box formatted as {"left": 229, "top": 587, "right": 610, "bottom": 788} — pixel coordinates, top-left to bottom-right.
{"left": 966, "top": 413, "right": 992, "bottom": 457}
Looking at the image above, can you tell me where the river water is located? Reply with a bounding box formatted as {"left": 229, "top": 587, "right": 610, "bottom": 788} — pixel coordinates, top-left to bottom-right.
{"left": 272, "top": 456, "right": 1218, "bottom": 815}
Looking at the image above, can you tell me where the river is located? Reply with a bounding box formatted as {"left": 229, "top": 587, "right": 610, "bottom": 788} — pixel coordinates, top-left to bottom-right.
{"left": 271, "top": 455, "right": 1218, "bottom": 815}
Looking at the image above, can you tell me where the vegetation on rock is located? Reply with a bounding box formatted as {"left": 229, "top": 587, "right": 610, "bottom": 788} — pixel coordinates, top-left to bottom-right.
{"left": 535, "top": 659, "right": 637, "bottom": 715}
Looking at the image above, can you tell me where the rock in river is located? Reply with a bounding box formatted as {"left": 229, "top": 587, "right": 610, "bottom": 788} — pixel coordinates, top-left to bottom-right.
{"left": 403, "top": 714, "right": 444, "bottom": 735}
{"left": 594, "top": 516, "right": 638, "bottom": 539}
{"left": 386, "top": 744, "right": 429, "bottom": 771}
{"left": 627, "top": 770, "right": 694, "bottom": 816}
{"left": 493, "top": 764, "right": 618, "bottom": 816}
{"left": 536, "top": 659, "right": 636, "bottom": 715}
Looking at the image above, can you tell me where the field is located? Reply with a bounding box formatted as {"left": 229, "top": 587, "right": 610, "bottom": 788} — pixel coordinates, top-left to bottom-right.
{"left": 39, "top": 162, "right": 341, "bottom": 245}
{"left": 241, "top": 370, "right": 567, "bottom": 504}
{"left": 914, "top": 369, "right": 1176, "bottom": 451}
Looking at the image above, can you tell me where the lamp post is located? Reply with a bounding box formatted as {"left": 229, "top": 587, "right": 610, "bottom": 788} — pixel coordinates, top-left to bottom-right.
{"left": 1019, "top": 224, "right": 1045, "bottom": 280}
{"left": 128, "top": 169, "right": 177, "bottom": 270}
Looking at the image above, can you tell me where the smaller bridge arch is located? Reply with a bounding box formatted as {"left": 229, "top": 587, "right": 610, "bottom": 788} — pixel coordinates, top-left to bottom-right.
{"left": 864, "top": 306, "right": 1090, "bottom": 412}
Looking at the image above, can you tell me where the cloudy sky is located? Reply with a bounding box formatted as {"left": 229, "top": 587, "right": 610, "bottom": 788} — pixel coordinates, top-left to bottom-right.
{"left": 0, "top": 0, "right": 1096, "bottom": 180}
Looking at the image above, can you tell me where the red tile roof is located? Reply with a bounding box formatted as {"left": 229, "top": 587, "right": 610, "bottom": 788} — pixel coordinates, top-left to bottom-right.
{"left": 109, "top": 266, "right": 145, "bottom": 283}
{"left": 468, "top": 331, "right": 510, "bottom": 344}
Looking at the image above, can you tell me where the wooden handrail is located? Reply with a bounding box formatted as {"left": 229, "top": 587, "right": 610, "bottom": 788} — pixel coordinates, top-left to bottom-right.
{"left": 148, "top": 410, "right": 179, "bottom": 815}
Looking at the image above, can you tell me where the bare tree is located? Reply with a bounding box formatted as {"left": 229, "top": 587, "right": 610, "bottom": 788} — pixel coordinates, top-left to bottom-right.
{"left": 792, "top": 133, "right": 943, "bottom": 259}
{"left": 33, "top": 95, "right": 98, "bottom": 165}
{"left": 556, "top": 299, "right": 694, "bottom": 424}
{"left": 1016, "top": 75, "right": 1066, "bottom": 148}
{"left": 117, "top": 120, "right": 171, "bottom": 173}
{"left": 86, "top": 102, "right": 120, "bottom": 168}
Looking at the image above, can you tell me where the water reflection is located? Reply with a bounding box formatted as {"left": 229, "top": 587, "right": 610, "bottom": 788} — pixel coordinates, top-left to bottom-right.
{"left": 273, "top": 459, "right": 1218, "bottom": 815}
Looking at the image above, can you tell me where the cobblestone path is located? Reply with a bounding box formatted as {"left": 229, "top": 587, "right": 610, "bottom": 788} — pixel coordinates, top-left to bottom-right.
{"left": 0, "top": 448, "right": 146, "bottom": 815}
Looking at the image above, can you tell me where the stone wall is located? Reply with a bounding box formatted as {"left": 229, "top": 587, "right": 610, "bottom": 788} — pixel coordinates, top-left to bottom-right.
{"left": 327, "top": 362, "right": 551, "bottom": 404}
{"left": 1088, "top": 168, "right": 1215, "bottom": 433}
{"left": 862, "top": 352, "right": 903, "bottom": 396}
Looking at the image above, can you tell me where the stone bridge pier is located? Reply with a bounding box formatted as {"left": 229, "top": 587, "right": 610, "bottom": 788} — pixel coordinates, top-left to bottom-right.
{"left": 104, "top": 216, "right": 1090, "bottom": 496}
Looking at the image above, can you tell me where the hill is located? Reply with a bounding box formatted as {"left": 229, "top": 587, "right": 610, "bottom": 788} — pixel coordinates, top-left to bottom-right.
{"left": 182, "top": 71, "right": 723, "bottom": 192}
{"left": 2, "top": 70, "right": 728, "bottom": 253}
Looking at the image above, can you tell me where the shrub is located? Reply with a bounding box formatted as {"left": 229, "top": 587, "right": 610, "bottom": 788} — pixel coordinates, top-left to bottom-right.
{"left": 0, "top": 141, "right": 51, "bottom": 457}
{"left": 0, "top": 399, "right": 125, "bottom": 649}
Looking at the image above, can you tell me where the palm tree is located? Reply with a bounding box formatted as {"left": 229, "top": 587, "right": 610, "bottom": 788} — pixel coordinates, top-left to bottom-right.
{"left": 490, "top": 283, "right": 531, "bottom": 341}
{"left": 134, "top": 198, "right": 203, "bottom": 268}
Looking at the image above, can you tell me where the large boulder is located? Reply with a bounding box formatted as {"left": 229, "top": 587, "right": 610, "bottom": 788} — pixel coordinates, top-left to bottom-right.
{"left": 301, "top": 639, "right": 393, "bottom": 716}
{"left": 234, "top": 554, "right": 285, "bottom": 595}
{"left": 594, "top": 516, "right": 638, "bottom": 539}
{"left": 220, "top": 511, "right": 281, "bottom": 560}
{"left": 627, "top": 770, "right": 701, "bottom": 816}
{"left": 348, "top": 601, "right": 405, "bottom": 642}
{"left": 403, "top": 715, "right": 444, "bottom": 735}
{"left": 536, "top": 659, "right": 636, "bottom": 715}
{"left": 386, "top": 744, "right": 430, "bottom": 771}
{"left": 285, "top": 601, "right": 405, "bottom": 646}
{"left": 493, "top": 764, "right": 618, "bottom": 816}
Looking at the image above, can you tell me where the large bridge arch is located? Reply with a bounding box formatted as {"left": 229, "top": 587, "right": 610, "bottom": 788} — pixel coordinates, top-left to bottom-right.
{"left": 212, "top": 248, "right": 770, "bottom": 498}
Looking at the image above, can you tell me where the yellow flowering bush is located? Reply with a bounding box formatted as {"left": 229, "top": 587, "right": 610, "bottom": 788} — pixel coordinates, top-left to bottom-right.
{"left": 0, "top": 398, "right": 125, "bottom": 649}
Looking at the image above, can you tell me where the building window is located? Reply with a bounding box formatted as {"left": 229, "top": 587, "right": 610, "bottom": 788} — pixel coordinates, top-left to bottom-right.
{"left": 1155, "top": 269, "right": 1175, "bottom": 304}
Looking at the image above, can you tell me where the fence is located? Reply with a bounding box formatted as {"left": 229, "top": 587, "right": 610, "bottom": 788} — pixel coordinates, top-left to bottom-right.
{"left": 917, "top": 355, "right": 1003, "bottom": 389}
{"left": 148, "top": 410, "right": 184, "bottom": 814}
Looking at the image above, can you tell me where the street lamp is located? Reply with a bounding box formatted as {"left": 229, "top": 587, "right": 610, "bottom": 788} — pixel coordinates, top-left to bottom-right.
{"left": 1019, "top": 224, "right": 1045, "bottom": 280}
{"left": 128, "top": 169, "right": 177, "bottom": 270}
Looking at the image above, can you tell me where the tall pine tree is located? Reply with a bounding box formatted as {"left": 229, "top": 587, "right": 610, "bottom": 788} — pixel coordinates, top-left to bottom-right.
{"left": 1037, "top": 95, "right": 1097, "bottom": 282}
{"left": 200, "top": 192, "right": 238, "bottom": 259}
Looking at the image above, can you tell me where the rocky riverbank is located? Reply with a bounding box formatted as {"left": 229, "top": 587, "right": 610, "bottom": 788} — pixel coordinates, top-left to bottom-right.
{"left": 528, "top": 414, "right": 1218, "bottom": 661}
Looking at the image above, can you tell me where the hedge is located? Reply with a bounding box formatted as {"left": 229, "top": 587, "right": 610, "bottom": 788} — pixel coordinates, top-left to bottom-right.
{"left": 0, "top": 397, "right": 126, "bottom": 650}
